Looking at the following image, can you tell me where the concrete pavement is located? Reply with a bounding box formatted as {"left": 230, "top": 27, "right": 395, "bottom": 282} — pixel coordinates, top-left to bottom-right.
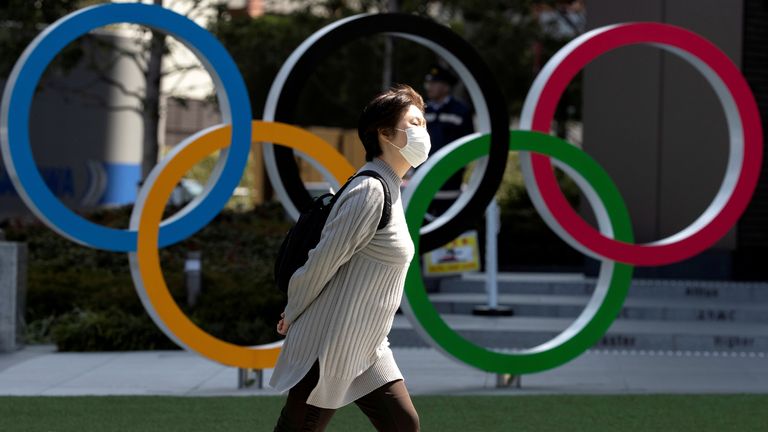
{"left": 0, "top": 344, "right": 766, "bottom": 396}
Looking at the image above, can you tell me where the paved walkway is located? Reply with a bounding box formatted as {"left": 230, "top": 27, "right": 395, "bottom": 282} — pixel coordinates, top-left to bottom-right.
{"left": 0, "top": 345, "right": 766, "bottom": 396}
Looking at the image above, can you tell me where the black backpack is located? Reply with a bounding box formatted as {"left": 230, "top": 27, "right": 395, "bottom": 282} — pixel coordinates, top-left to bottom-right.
{"left": 274, "top": 171, "right": 392, "bottom": 294}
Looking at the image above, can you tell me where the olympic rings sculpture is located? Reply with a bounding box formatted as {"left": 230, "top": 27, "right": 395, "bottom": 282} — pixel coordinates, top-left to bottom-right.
{"left": 0, "top": 3, "right": 761, "bottom": 374}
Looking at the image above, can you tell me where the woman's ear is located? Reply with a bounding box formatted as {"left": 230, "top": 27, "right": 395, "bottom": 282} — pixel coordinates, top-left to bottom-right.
{"left": 378, "top": 128, "right": 396, "bottom": 149}
{"left": 378, "top": 127, "right": 393, "bottom": 141}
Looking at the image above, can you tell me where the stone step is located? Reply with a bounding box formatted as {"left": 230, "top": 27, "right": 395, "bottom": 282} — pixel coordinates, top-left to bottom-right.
{"left": 437, "top": 274, "right": 768, "bottom": 302}
{"left": 389, "top": 314, "right": 768, "bottom": 352}
{"left": 428, "top": 293, "right": 768, "bottom": 323}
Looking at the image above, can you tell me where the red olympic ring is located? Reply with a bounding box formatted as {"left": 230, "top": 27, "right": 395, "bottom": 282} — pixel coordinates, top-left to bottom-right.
{"left": 521, "top": 23, "right": 763, "bottom": 266}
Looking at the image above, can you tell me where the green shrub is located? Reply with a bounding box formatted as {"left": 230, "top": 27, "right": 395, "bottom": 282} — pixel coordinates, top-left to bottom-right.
{"left": 190, "top": 269, "right": 285, "bottom": 346}
{"left": 3, "top": 202, "right": 291, "bottom": 351}
{"left": 50, "top": 308, "right": 177, "bottom": 351}
{"left": 23, "top": 315, "right": 56, "bottom": 344}
{"left": 490, "top": 155, "right": 584, "bottom": 271}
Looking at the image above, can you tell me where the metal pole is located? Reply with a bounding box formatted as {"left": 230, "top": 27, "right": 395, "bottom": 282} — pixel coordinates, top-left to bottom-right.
{"left": 496, "top": 373, "right": 521, "bottom": 388}
{"left": 185, "top": 251, "right": 202, "bottom": 307}
{"left": 486, "top": 199, "right": 499, "bottom": 309}
{"left": 473, "top": 198, "right": 511, "bottom": 316}
{"left": 238, "top": 368, "right": 264, "bottom": 389}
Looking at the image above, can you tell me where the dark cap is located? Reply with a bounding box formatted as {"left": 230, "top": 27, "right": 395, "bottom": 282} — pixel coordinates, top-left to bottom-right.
{"left": 425, "top": 65, "right": 457, "bottom": 86}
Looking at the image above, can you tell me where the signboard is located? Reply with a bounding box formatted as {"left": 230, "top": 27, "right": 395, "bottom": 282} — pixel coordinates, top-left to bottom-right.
{"left": 423, "top": 230, "right": 480, "bottom": 275}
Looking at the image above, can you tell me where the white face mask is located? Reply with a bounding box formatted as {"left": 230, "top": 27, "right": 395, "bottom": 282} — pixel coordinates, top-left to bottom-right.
{"left": 386, "top": 127, "right": 432, "bottom": 168}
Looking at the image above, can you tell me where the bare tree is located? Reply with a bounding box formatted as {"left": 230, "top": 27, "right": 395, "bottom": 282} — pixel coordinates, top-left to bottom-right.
{"left": 143, "top": 0, "right": 166, "bottom": 181}
{"left": 39, "top": 0, "right": 215, "bottom": 180}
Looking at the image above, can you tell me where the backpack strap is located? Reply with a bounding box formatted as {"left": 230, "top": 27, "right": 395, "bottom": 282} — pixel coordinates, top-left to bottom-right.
{"left": 356, "top": 170, "right": 392, "bottom": 230}
{"left": 329, "top": 170, "right": 392, "bottom": 230}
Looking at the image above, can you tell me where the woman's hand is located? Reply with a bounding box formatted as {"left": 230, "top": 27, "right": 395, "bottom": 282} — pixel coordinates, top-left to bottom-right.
{"left": 277, "top": 311, "right": 290, "bottom": 336}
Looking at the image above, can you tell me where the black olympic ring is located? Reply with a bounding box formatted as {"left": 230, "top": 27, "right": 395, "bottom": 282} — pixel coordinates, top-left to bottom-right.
{"left": 263, "top": 13, "right": 510, "bottom": 252}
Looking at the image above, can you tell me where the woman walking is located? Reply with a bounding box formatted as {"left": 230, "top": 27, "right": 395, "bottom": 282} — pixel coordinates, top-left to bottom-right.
{"left": 269, "top": 84, "right": 430, "bottom": 431}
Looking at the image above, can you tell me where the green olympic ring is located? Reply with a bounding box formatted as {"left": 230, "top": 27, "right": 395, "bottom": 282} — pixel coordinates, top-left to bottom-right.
{"left": 403, "top": 130, "right": 634, "bottom": 374}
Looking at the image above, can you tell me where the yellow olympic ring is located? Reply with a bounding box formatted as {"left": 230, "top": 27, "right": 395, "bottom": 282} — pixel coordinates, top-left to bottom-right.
{"left": 131, "top": 120, "right": 355, "bottom": 368}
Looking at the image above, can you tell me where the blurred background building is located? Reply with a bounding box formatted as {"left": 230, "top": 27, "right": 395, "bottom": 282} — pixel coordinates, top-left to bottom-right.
{"left": 582, "top": 0, "right": 768, "bottom": 279}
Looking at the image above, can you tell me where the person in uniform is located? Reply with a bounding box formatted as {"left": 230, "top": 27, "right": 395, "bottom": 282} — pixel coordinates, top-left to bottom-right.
{"left": 421, "top": 65, "right": 474, "bottom": 217}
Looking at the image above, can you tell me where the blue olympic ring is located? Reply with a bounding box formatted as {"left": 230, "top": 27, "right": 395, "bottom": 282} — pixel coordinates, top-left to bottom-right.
{"left": 0, "top": 3, "right": 252, "bottom": 252}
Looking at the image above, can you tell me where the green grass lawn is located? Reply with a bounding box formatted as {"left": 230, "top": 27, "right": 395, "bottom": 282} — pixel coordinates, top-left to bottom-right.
{"left": 1, "top": 394, "right": 765, "bottom": 431}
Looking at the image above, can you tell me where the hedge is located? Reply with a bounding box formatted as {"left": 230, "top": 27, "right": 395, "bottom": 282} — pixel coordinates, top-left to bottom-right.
{"left": 2, "top": 202, "right": 290, "bottom": 351}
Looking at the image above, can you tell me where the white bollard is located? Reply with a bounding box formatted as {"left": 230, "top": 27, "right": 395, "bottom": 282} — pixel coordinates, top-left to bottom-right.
{"left": 486, "top": 199, "right": 499, "bottom": 309}
{"left": 185, "top": 251, "right": 202, "bottom": 307}
{"left": 473, "top": 199, "right": 512, "bottom": 316}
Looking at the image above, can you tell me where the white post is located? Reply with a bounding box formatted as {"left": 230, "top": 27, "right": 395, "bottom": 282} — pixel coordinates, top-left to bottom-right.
{"left": 485, "top": 199, "right": 499, "bottom": 309}
{"left": 473, "top": 198, "right": 511, "bottom": 316}
{"left": 483, "top": 199, "right": 518, "bottom": 388}
{"left": 185, "top": 251, "right": 202, "bottom": 307}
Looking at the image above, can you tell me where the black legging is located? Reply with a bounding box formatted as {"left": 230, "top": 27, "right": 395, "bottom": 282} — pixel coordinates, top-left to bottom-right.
{"left": 273, "top": 360, "right": 420, "bottom": 431}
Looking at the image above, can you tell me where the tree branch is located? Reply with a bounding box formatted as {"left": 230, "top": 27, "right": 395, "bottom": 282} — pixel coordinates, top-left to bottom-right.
{"left": 88, "top": 34, "right": 149, "bottom": 76}
{"left": 181, "top": 0, "right": 207, "bottom": 19}
{"left": 164, "top": 65, "right": 203, "bottom": 96}
{"left": 92, "top": 73, "right": 146, "bottom": 101}
{"left": 166, "top": 82, "right": 218, "bottom": 97}
{"left": 73, "top": 39, "right": 145, "bottom": 102}
{"left": 42, "top": 81, "right": 143, "bottom": 115}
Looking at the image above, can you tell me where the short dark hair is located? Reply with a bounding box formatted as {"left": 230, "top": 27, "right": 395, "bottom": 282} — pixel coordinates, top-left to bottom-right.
{"left": 357, "top": 84, "right": 425, "bottom": 162}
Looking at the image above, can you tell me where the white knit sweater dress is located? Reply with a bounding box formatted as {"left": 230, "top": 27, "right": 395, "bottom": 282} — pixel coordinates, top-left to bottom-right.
{"left": 268, "top": 157, "right": 415, "bottom": 409}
